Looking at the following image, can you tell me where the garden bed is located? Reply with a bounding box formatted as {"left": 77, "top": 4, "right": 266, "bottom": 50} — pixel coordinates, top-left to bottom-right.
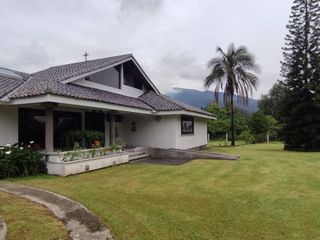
{"left": 47, "top": 148, "right": 129, "bottom": 176}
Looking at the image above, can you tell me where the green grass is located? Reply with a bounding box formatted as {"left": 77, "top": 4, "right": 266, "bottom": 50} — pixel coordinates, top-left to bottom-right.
{"left": 5, "top": 142, "right": 320, "bottom": 239}
{"left": 207, "top": 139, "right": 246, "bottom": 147}
{"left": 0, "top": 191, "right": 67, "bottom": 240}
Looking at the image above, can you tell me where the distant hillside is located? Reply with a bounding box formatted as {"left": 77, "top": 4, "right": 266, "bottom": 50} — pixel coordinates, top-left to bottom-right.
{"left": 167, "top": 88, "right": 259, "bottom": 113}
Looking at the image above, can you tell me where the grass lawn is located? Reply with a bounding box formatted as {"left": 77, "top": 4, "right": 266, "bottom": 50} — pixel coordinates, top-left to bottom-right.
{"left": 0, "top": 191, "right": 67, "bottom": 240}
{"left": 4, "top": 142, "right": 320, "bottom": 240}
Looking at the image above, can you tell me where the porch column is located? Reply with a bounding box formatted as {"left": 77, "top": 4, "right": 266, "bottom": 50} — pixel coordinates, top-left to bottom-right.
{"left": 81, "top": 111, "right": 85, "bottom": 131}
{"left": 104, "top": 112, "right": 109, "bottom": 146}
{"left": 109, "top": 113, "right": 116, "bottom": 145}
{"left": 45, "top": 107, "right": 54, "bottom": 153}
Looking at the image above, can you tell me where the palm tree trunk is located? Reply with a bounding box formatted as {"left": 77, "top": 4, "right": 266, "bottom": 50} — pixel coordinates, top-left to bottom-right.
{"left": 230, "top": 93, "right": 235, "bottom": 146}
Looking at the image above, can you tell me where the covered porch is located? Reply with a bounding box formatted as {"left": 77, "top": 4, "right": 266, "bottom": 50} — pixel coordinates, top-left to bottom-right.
{"left": 18, "top": 102, "right": 147, "bottom": 153}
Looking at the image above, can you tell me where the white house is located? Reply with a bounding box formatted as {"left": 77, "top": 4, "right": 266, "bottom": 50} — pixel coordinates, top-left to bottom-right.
{"left": 0, "top": 54, "right": 215, "bottom": 153}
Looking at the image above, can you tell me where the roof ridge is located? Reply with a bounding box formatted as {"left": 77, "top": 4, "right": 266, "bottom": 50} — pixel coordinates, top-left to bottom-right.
{"left": 153, "top": 92, "right": 184, "bottom": 109}
{"left": 139, "top": 91, "right": 214, "bottom": 116}
{"left": 0, "top": 66, "right": 29, "bottom": 75}
{"left": 0, "top": 76, "right": 32, "bottom": 101}
{"left": 32, "top": 53, "right": 133, "bottom": 74}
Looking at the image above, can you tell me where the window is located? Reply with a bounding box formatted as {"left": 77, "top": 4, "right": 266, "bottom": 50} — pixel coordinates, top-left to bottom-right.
{"left": 123, "top": 62, "right": 144, "bottom": 90}
{"left": 85, "top": 111, "right": 105, "bottom": 132}
{"left": 89, "top": 67, "right": 121, "bottom": 89}
{"left": 19, "top": 108, "right": 45, "bottom": 148}
{"left": 19, "top": 109, "right": 82, "bottom": 149}
{"left": 54, "top": 111, "right": 82, "bottom": 149}
{"left": 181, "top": 115, "right": 194, "bottom": 135}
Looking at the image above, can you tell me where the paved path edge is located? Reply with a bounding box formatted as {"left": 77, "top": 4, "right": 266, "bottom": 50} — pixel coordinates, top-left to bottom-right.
{"left": 0, "top": 217, "right": 7, "bottom": 240}
{"left": 0, "top": 182, "right": 113, "bottom": 240}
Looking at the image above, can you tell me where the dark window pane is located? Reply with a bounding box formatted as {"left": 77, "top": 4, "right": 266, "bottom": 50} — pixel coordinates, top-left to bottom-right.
{"left": 123, "top": 62, "right": 144, "bottom": 90}
{"left": 19, "top": 108, "right": 45, "bottom": 149}
{"left": 181, "top": 115, "right": 194, "bottom": 135}
{"left": 54, "top": 111, "right": 82, "bottom": 149}
{"left": 89, "top": 67, "right": 120, "bottom": 89}
{"left": 85, "top": 112, "right": 105, "bottom": 132}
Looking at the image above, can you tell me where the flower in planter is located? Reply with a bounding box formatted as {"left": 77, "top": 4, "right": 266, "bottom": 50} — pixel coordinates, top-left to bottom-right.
{"left": 5, "top": 151, "right": 11, "bottom": 155}
{"left": 91, "top": 139, "right": 102, "bottom": 149}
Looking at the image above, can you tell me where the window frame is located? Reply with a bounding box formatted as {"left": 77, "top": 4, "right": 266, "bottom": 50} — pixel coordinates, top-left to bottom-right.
{"left": 181, "top": 115, "right": 194, "bottom": 135}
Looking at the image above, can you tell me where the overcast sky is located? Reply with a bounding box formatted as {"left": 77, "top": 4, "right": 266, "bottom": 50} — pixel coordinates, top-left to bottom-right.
{"left": 0, "top": 0, "right": 292, "bottom": 99}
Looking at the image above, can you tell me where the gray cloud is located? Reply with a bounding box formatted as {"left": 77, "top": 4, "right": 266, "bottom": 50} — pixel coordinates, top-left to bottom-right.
{"left": 12, "top": 41, "right": 52, "bottom": 72}
{"left": 118, "top": 0, "right": 163, "bottom": 14}
{"left": 0, "top": 0, "right": 292, "bottom": 98}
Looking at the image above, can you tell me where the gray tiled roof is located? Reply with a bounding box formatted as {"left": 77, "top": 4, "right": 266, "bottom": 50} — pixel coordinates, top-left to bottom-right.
{"left": 51, "top": 82, "right": 153, "bottom": 110}
{"left": 0, "top": 76, "right": 24, "bottom": 98}
{"left": 6, "top": 76, "right": 153, "bottom": 110}
{"left": 6, "top": 54, "right": 132, "bottom": 97}
{"left": 7, "top": 54, "right": 132, "bottom": 99}
{"left": 0, "top": 69, "right": 30, "bottom": 98}
{"left": 34, "top": 54, "right": 132, "bottom": 83}
{"left": 139, "top": 91, "right": 214, "bottom": 116}
{"left": 1, "top": 54, "right": 212, "bottom": 116}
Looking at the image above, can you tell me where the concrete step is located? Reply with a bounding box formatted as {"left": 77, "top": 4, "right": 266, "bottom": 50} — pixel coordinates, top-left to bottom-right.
{"left": 129, "top": 152, "right": 150, "bottom": 161}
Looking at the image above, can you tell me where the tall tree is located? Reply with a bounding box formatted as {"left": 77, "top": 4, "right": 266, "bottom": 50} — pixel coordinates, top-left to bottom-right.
{"left": 259, "top": 82, "right": 286, "bottom": 122}
{"left": 281, "top": 0, "right": 320, "bottom": 151}
{"left": 205, "top": 44, "right": 259, "bottom": 146}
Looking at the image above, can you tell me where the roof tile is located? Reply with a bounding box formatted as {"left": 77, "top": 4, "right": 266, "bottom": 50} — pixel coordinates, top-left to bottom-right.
{"left": 1, "top": 54, "right": 212, "bottom": 116}
{"left": 139, "top": 91, "right": 213, "bottom": 116}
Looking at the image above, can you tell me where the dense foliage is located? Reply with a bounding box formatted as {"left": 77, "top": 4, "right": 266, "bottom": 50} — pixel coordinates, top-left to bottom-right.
{"left": 207, "top": 103, "right": 278, "bottom": 143}
{"left": 0, "top": 143, "right": 45, "bottom": 179}
{"left": 205, "top": 44, "right": 259, "bottom": 146}
{"left": 62, "top": 130, "right": 105, "bottom": 150}
{"left": 250, "top": 111, "right": 280, "bottom": 142}
{"left": 259, "top": 82, "right": 286, "bottom": 123}
{"left": 281, "top": 0, "right": 320, "bottom": 151}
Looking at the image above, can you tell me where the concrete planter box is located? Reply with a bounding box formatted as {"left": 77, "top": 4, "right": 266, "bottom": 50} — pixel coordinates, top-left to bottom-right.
{"left": 47, "top": 153, "right": 129, "bottom": 176}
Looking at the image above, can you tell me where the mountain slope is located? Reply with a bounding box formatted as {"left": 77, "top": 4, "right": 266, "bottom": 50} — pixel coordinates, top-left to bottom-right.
{"left": 167, "top": 88, "right": 259, "bottom": 113}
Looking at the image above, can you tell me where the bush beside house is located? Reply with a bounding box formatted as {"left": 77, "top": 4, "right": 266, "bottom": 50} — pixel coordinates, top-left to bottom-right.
{"left": 0, "top": 143, "right": 45, "bottom": 179}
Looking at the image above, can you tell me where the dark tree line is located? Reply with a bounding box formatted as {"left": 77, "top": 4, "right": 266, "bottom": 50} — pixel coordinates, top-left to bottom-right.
{"left": 207, "top": 103, "right": 279, "bottom": 144}
{"left": 280, "top": 0, "right": 320, "bottom": 151}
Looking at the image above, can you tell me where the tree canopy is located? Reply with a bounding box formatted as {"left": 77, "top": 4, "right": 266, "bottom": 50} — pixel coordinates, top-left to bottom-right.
{"left": 205, "top": 44, "right": 259, "bottom": 146}
{"left": 281, "top": 0, "right": 320, "bottom": 151}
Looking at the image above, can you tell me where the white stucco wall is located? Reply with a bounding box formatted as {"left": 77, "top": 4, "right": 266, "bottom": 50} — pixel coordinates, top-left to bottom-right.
{"left": 0, "top": 104, "right": 208, "bottom": 149}
{"left": 122, "top": 114, "right": 177, "bottom": 149}
{"left": 121, "top": 114, "right": 208, "bottom": 149}
{"left": 0, "top": 107, "right": 18, "bottom": 146}
{"left": 175, "top": 117, "right": 208, "bottom": 149}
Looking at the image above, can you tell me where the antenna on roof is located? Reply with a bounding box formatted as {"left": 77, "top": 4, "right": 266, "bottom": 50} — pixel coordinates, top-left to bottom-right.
{"left": 83, "top": 52, "right": 89, "bottom": 61}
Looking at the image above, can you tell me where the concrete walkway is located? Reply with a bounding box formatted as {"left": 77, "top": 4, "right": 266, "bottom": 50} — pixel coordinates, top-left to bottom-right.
{"left": 0, "top": 182, "right": 113, "bottom": 240}
{"left": 0, "top": 217, "right": 7, "bottom": 240}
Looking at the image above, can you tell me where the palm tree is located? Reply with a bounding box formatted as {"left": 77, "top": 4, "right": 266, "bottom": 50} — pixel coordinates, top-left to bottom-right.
{"left": 205, "top": 44, "right": 259, "bottom": 146}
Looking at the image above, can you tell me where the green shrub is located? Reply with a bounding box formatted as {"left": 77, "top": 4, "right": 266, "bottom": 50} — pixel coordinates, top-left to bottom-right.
{"left": 62, "top": 130, "right": 104, "bottom": 150}
{"left": 0, "top": 143, "right": 45, "bottom": 179}
{"left": 253, "top": 133, "right": 267, "bottom": 143}
{"left": 239, "top": 130, "right": 255, "bottom": 144}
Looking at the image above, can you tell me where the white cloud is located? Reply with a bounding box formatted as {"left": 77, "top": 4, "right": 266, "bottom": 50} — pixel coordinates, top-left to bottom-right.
{"left": 0, "top": 0, "right": 293, "bottom": 98}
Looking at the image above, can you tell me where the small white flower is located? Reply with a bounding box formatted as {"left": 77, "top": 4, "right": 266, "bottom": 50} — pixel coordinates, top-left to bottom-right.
{"left": 27, "top": 145, "right": 31, "bottom": 148}
{"left": 5, "top": 151, "right": 11, "bottom": 155}
{"left": 6, "top": 143, "right": 11, "bottom": 147}
{"left": 29, "top": 141, "right": 35, "bottom": 144}
{"left": 0, "top": 147, "right": 4, "bottom": 150}
{"left": 19, "top": 147, "right": 24, "bottom": 150}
